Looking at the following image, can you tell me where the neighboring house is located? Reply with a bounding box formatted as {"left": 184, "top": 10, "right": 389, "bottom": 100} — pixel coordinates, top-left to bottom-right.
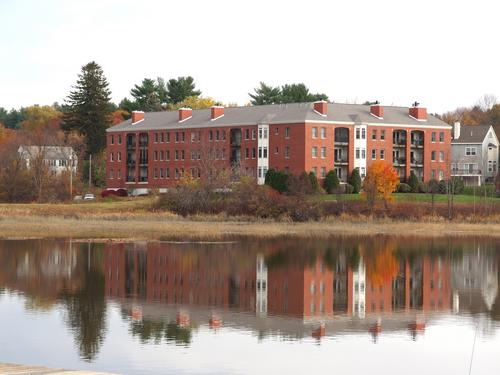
{"left": 105, "top": 102, "right": 451, "bottom": 190}
{"left": 18, "top": 145, "right": 78, "bottom": 176}
{"left": 451, "top": 123, "right": 499, "bottom": 186}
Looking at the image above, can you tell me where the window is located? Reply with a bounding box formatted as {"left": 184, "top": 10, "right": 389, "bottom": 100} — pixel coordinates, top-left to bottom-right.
{"left": 355, "top": 148, "right": 360, "bottom": 159}
{"left": 320, "top": 127, "right": 326, "bottom": 139}
{"left": 191, "top": 133, "right": 196, "bottom": 142}
{"left": 209, "top": 131, "right": 213, "bottom": 141}
{"left": 285, "top": 127, "right": 290, "bottom": 138}
{"left": 372, "top": 130, "right": 377, "bottom": 140}
{"left": 111, "top": 135, "right": 114, "bottom": 145}
{"left": 439, "top": 132, "right": 444, "bottom": 142}
{"left": 275, "top": 147, "right": 279, "bottom": 154}
{"left": 312, "top": 127, "right": 318, "bottom": 138}
{"left": 216, "top": 130, "right": 220, "bottom": 141}
{"left": 361, "top": 167, "right": 366, "bottom": 178}
{"left": 153, "top": 151, "right": 158, "bottom": 161}
{"left": 438, "top": 170, "right": 444, "bottom": 180}
{"left": 465, "top": 147, "right": 477, "bottom": 156}
{"left": 160, "top": 133, "right": 164, "bottom": 143}
{"left": 166, "top": 168, "right": 170, "bottom": 178}
{"left": 263, "top": 147, "right": 268, "bottom": 158}
{"left": 166, "top": 132, "right": 170, "bottom": 143}
{"left": 361, "top": 149, "right": 366, "bottom": 159}
{"left": 181, "top": 132, "right": 185, "bottom": 142}
{"left": 252, "top": 129, "right": 256, "bottom": 140}
{"left": 175, "top": 132, "right": 179, "bottom": 143}
{"left": 380, "top": 149, "right": 385, "bottom": 160}
{"left": 275, "top": 127, "right": 279, "bottom": 135}
{"left": 321, "top": 167, "right": 326, "bottom": 178}
{"left": 285, "top": 146, "right": 290, "bottom": 159}
{"left": 258, "top": 147, "right": 262, "bottom": 158}
{"left": 245, "top": 129, "right": 250, "bottom": 140}
{"left": 431, "top": 169, "right": 436, "bottom": 179}
{"left": 109, "top": 169, "right": 114, "bottom": 179}
{"left": 166, "top": 150, "right": 170, "bottom": 161}
{"left": 312, "top": 167, "right": 317, "bottom": 176}
{"left": 153, "top": 168, "right": 158, "bottom": 179}
{"left": 110, "top": 152, "right": 114, "bottom": 162}
{"left": 361, "top": 128, "right": 366, "bottom": 139}
{"left": 431, "top": 151, "right": 436, "bottom": 161}
{"left": 159, "top": 168, "right": 164, "bottom": 179}
{"left": 221, "top": 130, "right": 226, "bottom": 140}
{"left": 159, "top": 150, "right": 164, "bottom": 161}
{"left": 263, "top": 128, "right": 268, "bottom": 139}
{"left": 117, "top": 169, "right": 121, "bottom": 179}
{"left": 321, "top": 147, "right": 326, "bottom": 158}
{"left": 372, "top": 149, "right": 377, "bottom": 160}
{"left": 431, "top": 132, "right": 436, "bottom": 142}
{"left": 355, "top": 128, "right": 360, "bottom": 139}
{"left": 259, "top": 128, "right": 262, "bottom": 139}
{"left": 175, "top": 150, "right": 179, "bottom": 161}
{"left": 117, "top": 152, "right": 121, "bottom": 162}
{"left": 245, "top": 148, "right": 249, "bottom": 159}
{"left": 488, "top": 160, "right": 493, "bottom": 172}
{"left": 439, "top": 151, "right": 444, "bottom": 162}
{"left": 380, "top": 130, "right": 385, "bottom": 140}
{"left": 252, "top": 148, "right": 256, "bottom": 158}
{"left": 154, "top": 133, "right": 158, "bottom": 143}
{"left": 312, "top": 146, "right": 318, "bottom": 158}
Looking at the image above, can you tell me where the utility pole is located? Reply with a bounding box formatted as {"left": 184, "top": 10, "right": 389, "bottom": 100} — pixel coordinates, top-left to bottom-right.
{"left": 88, "top": 154, "right": 92, "bottom": 188}
{"left": 69, "top": 154, "right": 73, "bottom": 199}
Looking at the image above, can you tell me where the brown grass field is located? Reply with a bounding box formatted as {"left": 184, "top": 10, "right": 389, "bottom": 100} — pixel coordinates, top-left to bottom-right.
{"left": 0, "top": 197, "right": 499, "bottom": 240}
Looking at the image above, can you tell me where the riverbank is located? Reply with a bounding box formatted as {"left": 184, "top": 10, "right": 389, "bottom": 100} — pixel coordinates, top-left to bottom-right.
{"left": 1, "top": 198, "right": 499, "bottom": 240}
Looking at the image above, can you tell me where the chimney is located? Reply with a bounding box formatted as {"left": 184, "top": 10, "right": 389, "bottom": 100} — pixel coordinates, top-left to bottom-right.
{"left": 178, "top": 107, "right": 192, "bottom": 122}
{"left": 211, "top": 106, "right": 224, "bottom": 120}
{"left": 131, "top": 111, "right": 145, "bottom": 124}
{"left": 313, "top": 100, "right": 328, "bottom": 116}
{"left": 370, "top": 103, "right": 384, "bottom": 118}
{"left": 409, "top": 102, "right": 427, "bottom": 121}
{"left": 453, "top": 121, "right": 461, "bottom": 140}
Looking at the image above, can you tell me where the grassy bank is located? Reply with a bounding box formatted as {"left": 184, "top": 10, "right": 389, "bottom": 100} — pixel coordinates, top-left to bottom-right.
{"left": 1, "top": 197, "right": 500, "bottom": 240}
{"left": 317, "top": 192, "right": 499, "bottom": 204}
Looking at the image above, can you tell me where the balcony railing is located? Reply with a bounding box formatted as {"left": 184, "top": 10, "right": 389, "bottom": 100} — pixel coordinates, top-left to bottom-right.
{"left": 393, "top": 139, "right": 406, "bottom": 146}
{"left": 451, "top": 168, "right": 482, "bottom": 176}
{"left": 393, "top": 157, "right": 406, "bottom": 166}
{"left": 410, "top": 140, "right": 423, "bottom": 147}
{"left": 410, "top": 159, "right": 423, "bottom": 166}
{"left": 334, "top": 158, "right": 348, "bottom": 164}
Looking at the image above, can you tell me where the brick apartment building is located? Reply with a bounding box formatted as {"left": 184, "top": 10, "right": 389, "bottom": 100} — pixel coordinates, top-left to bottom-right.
{"left": 105, "top": 101, "right": 452, "bottom": 190}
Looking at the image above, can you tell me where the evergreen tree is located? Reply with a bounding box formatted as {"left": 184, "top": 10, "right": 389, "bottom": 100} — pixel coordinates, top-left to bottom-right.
{"left": 308, "top": 171, "right": 320, "bottom": 193}
{"left": 62, "top": 62, "right": 112, "bottom": 156}
{"left": 264, "top": 169, "right": 289, "bottom": 193}
{"left": 408, "top": 170, "right": 420, "bottom": 192}
{"left": 130, "top": 78, "right": 163, "bottom": 112}
{"left": 348, "top": 168, "right": 362, "bottom": 193}
{"left": 166, "top": 76, "right": 201, "bottom": 104}
{"left": 324, "top": 170, "right": 340, "bottom": 194}
{"left": 249, "top": 82, "right": 281, "bottom": 105}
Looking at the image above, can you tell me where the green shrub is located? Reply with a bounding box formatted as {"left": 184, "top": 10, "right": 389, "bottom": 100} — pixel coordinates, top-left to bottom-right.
{"left": 308, "top": 171, "right": 320, "bottom": 193}
{"left": 344, "top": 184, "right": 354, "bottom": 194}
{"left": 408, "top": 171, "right": 420, "bottom": 193}
{"left": 426, "top": 179, "right": 440, "bottom": 194}
{"left": 287, "top": 172, "right": 314, "bottom": 196}
{"left": 437, "top": 178, "right": 465, "bottom": 195}
{"left": 264, "top": 169, "right": 289, "bottom": 193}
{"left": 348, "top": 168, "right": 362, "bottom": 193}
{"left": 324, "top": 170, "right": 340, "bottom": 194}
{"left": 397, "top": 183, "right": 412, "bottom": 193}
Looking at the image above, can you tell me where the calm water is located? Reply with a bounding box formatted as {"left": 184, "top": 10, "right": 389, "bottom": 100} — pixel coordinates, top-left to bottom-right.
{"left": 0, "top": 237, "right": 499, "bottom": 374}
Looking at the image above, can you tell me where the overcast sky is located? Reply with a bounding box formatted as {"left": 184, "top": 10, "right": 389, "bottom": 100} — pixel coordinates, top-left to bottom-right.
{"left": 1, "top": 0, "right": 499, "bottom": 113}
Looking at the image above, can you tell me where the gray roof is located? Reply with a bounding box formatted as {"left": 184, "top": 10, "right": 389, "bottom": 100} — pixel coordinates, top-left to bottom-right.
{"left": 107, "top": 102, "right": 451, "bottom": 133}
{"left": 452, "top": 125, "right": 492, "bottom": 144}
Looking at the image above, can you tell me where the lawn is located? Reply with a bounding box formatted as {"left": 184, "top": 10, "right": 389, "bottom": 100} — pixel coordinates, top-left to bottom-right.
{"left": 317, "top": 193, "right": 499, "bottom": 204}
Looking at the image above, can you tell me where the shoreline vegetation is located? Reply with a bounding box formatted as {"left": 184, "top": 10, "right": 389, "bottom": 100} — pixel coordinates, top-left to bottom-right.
{"left": 0, "top": 197, "right": 500, "bottom": 240}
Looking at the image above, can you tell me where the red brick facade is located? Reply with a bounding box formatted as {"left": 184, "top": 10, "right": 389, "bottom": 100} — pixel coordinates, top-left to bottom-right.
{"left": 106, "top": 104, "right": 451, "bottom": 190}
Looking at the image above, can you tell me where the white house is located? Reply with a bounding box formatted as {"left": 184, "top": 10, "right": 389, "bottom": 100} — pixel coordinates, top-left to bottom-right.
{"left": 18, "top": 145, "right": 78, "bottom": 175}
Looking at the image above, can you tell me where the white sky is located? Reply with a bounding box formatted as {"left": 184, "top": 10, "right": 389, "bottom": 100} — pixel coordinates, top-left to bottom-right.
{"left": 1, "top": 0, "right": 500, "bottom": 113}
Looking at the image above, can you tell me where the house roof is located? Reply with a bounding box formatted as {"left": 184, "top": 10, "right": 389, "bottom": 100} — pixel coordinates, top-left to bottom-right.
{"left": 107, "top": 102, "right": 451, "bottom": 133}
{"left": 18, "top": 145, "right": 76, "bottom": 160}
{"left": 452, "top": 125, "right": 493, "bottom": 144}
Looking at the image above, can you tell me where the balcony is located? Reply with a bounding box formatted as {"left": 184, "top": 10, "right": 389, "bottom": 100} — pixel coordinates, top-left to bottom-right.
{"left": 393, "top": 157, "right": 406, "bottom": 166}
{"left": 410, "top": 140, "right": 424, "bottom": 148}
{"left": 127, "top": 143, "right": 136, "bottom": 150}
{"left": 451, "top": 168, "right": 482, "bottom": 176}
{"left": 334, "top": 157, "right": 348, "bottom": 166}
{"left": 410, "top": 158, "right": 423, "bottom": 167}
{"left": 393, "top": 139, "right": 406, "bottom": 147}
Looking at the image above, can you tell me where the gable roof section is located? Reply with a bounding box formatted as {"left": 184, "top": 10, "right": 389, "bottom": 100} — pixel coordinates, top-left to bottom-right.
{"left": 107, "top": 102, "right": 451, "bottom": 133}
{"left": 452, "top": 125, "right": 493, "bottom": 144}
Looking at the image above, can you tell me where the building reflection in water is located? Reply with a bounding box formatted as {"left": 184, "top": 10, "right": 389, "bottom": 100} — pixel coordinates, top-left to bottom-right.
{"left": 0, "top": 237, "right": 499, "bottom": 358}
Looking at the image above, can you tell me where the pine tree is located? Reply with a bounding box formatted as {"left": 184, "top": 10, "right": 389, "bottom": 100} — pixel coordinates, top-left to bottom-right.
{"left": 408, "top": 170, "right": 420, "bottom": 193}
{"left": 166, "top": 76, "right": 201, "bottom": 104}
{"left": 348, "top": 168, "right": 362, "bottom": 194}
{"left": 324, "top": 170, "right": 340, "bottom": 194}
{"left": 62, "top": 62, "right": 112, "bottom": 156}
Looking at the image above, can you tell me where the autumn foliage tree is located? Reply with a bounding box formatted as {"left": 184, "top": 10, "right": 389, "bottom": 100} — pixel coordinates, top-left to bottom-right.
{"left": 363, "top": 161, "right": 400, "bottom": 210}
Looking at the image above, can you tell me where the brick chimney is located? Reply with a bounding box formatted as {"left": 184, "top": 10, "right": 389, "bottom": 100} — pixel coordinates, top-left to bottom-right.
{"left": 409, "top": 102, "right": 427, "bottom": 121}
{"left": 370, "top": 103, "right": 384, "bottom": 118}
{"left": 211, "top": 106, "right": 224, "bottom": 120}
{"left": 131, "top": 111, "right": 145, "bottom": 124}
{"left": 178, "top": 107, "right": 192, "bottom": 122}
{"left": 313, "top": 100, "right": 328, "bottom": 116}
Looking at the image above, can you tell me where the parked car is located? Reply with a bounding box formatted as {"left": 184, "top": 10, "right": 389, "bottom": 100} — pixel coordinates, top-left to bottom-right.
{"left": 101, "top": 188, "right": 128, "bottom": 198}
{"left": 83, "top": 193, "right": 95, "bottom": 201}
